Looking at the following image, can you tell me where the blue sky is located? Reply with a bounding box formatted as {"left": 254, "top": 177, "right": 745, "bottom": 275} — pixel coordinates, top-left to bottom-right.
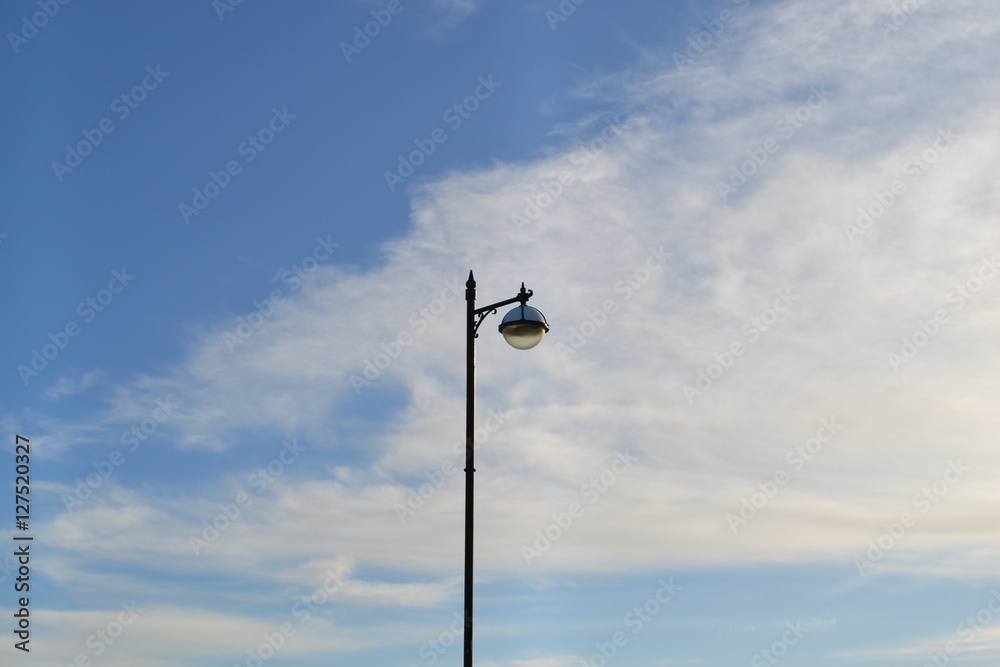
{"left": 4, "top": 0, "right": 1000, "bottom": 665}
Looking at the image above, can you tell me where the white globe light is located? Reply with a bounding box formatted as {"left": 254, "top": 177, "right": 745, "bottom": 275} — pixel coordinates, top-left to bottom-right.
{"left": 498, "top": 304, "right": 549, "bottom": 350}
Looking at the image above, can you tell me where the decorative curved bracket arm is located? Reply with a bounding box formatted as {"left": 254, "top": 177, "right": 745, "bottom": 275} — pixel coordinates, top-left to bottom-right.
{"left": 471, "top": 308, "right": 497, "bottom": 337}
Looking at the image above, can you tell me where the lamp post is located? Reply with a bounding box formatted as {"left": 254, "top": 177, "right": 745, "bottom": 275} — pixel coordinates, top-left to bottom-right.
{"left": 464, "top": 270, "right": 549, "bottom": 667}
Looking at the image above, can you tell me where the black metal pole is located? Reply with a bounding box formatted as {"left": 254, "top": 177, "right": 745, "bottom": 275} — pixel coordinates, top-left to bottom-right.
{"left": 462, "top": 275, "right": 539, "bottom": 667}
{"left": 464, "top": 270, "right": 476, "bottom": 667}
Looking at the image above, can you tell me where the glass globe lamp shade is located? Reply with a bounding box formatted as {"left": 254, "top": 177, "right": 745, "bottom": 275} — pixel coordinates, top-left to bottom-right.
{"left": 498, "top": 304, "right": 550, "bottom": 350}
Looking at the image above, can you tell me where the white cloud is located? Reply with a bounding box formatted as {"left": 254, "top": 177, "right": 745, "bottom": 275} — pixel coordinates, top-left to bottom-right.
{"left": 836, "top": 622, "right": 1000, "bottom": 662}
{"left": 29, "top": 2, "right": 1000, "bottom": 663}
{"left": 42, "top": 368, "right": 101, "bottom": 401}
{"left": 479, "top": 658, "right": 585, "bottom": 667}
{"left": 30, "top": 605, "right": 392, "bottom": 666}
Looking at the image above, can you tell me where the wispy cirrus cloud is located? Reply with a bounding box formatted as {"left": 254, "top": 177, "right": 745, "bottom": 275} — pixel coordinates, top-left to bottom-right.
{"left": 42, "top": 369, "right": 101, "bottom": 401}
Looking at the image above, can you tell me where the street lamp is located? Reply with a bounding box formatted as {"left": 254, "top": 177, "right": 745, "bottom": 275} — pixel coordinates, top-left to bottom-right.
{"left": 464, "top": 271, "right": 548, "bottom": 667}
